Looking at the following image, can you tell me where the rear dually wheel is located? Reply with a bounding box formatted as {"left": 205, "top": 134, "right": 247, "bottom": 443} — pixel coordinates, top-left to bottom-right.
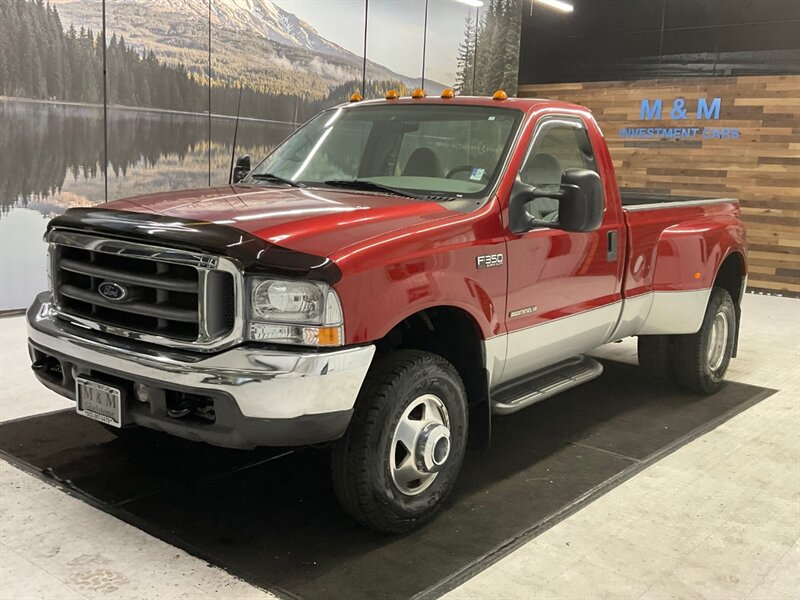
{"left": 637, "top": 286, "right": 736, "bottom": 395}
{"left": 673, "top": 287, "right": 736, "bottom": 394}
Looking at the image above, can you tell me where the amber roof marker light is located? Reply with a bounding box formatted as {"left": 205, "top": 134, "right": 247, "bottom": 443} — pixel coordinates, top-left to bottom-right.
{"left": 441, "top": 88, "right": 455, "bottom": 99}
{"left": 349, "top": 92, "right": 363, "bottom": 102}
{"left": 411, "top": 89, "right": 427, "bottom": 99}
{"left": 385, "top": 89, "right": 399, "bottom": 100}
{"left": 492, "top": 89, "right": 508, "bottom": 101}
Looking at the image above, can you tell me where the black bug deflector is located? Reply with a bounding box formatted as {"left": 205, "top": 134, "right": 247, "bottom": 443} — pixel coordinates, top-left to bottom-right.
{"left": 48, "top": 208, "right": 342, "bottom": 283}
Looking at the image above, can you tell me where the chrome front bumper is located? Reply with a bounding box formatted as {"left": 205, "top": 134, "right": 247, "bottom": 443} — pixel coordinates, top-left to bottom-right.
{"left": 27, "top": 292, "right": 375, "bottom": 447}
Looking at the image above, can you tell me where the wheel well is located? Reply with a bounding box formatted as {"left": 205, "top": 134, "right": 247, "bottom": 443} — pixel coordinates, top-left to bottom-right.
{"left": 714, "top": 251, "right": 745, "bottom": 357}
{"left": 714, "top": 252, "right": 745, "bottom": 305}
{"left": 376, "top": 307, "right": 491, "bottom": 448}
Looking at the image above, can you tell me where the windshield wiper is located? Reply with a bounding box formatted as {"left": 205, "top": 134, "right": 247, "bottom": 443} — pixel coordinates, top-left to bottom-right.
{"left": 249, "top": 173, "right": 304, "bottom": 187}
{"left": 322, "top": 179, "right": 422, "bottom": 199}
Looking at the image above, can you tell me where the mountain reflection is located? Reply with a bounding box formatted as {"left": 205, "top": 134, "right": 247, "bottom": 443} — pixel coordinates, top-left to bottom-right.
{"left": 0, "top": 100, "right": 295, "bottom": 215}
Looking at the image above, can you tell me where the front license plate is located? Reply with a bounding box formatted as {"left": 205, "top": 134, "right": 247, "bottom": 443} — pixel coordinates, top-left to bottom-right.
{"left": 76, "top": 377, "right": 122, "bottom": 428}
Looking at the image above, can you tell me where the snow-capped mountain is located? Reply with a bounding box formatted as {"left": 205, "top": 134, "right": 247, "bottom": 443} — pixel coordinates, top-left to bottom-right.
{"left": 52, "top": 0, "right": 443, "bottom": 94}
{"left": 209, "top": 0, "right": 352, "bottom": 59}
{"left": 116, "top": 0, "right": 354, "bottom": 60}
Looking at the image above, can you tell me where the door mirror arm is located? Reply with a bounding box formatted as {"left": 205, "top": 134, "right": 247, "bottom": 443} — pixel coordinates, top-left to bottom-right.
{"left": 510, "top": 180, "right": 541, "bottom": 234}
{"left": 509, "top": 181, "right": 570, "bottom": 233}
{"left": 509, "top": 170, "right": 604, "bottom": 234}
{"left": 232, "top": 155, "right": 251, "bottom": 184}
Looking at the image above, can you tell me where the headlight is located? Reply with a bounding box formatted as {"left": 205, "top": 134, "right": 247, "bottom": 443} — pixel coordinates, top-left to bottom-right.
{"left": 247, "top": 279, "right": 344, "bottom": 347}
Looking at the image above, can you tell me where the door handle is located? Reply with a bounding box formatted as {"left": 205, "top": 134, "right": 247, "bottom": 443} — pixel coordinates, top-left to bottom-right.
{"left": 607, "top": 231, "right": 618, "bottom": 261}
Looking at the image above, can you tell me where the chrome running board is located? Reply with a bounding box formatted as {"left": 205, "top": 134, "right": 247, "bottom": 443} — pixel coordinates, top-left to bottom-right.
{"left": 491, "top": 355, "right": 604, "bottom": 415}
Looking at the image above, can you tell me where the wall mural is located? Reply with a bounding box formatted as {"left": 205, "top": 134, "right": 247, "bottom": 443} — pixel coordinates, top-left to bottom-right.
{"left": 517, "top": 0, "right": 800, "bottom": 296}
{"left": 0, "top": 0, "right": 523, "bottom": 310}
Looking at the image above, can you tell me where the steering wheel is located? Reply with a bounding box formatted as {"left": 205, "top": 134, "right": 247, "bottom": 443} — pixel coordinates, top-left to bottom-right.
{"left": 446, "top": 165, "right": 487, "bottom": 182}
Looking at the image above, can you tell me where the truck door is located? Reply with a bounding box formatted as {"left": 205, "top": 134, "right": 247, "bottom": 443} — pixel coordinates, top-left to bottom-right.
{"left": 500, "top": 116, "right": 623, "bottom": 384}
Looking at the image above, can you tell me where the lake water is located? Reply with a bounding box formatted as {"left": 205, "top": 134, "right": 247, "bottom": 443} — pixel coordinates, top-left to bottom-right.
{"left": 0, "top": 100, "right": 296, "bottom": 310}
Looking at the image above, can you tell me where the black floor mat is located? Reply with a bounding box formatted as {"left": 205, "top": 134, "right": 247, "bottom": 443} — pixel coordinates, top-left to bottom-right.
{"left": 0, "top": 361, "right": 774, "bottom": 600}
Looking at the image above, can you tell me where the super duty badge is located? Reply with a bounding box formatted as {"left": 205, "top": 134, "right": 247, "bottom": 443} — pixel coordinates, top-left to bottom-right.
{"left": 476, "top": 253, "right": 504, "bottom": 269}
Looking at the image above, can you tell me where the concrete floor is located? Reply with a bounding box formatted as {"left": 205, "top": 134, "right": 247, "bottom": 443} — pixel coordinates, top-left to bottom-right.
{"left": 1, "top": 293, "right": 798, "bottom": 600}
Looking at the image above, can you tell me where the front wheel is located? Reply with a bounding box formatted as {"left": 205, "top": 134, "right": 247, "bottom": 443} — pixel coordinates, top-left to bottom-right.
{"left": 673, "top": 287, "right": 736, "bottom": 394}
{"left": 331, "top": 350, "right": 468, "bottom": 533}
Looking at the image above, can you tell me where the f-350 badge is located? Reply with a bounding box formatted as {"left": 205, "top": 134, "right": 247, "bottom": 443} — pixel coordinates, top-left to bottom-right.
{"left": 476, "top": 253, "right": 504, "bottom": 269}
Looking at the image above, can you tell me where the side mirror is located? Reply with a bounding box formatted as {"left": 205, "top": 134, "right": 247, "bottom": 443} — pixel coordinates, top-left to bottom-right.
{"left": 555, "top": 169, "right": 604, "bottom": 232}
{"left": 509, "top": 168, "right": 604, "bottom": 234}
{"left": 232, "top": 155, "right": 251, "bottom": 184}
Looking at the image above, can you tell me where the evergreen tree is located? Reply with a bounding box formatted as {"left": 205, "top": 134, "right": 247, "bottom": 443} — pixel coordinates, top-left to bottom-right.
{"left": 500, "top": 0, "right": 522, "bottom": 93}
{"left": 475, "top": 0, "right": 497, "bottom": 94}
{"left": 0, "top": 0, "right": 451, "bottom": 124}
{"left": 457, "top": 0, "right": 522, "bottom": 96}
{"left": 455, "top": 15, "right": 476, "bottom": 95}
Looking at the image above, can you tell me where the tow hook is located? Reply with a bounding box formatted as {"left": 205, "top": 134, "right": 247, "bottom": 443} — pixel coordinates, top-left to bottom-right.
{"left": 166, "top": 394, "right": 216, "bottom": 422}
{"left": 167, "top": 402, "right": 191, "bottom": 419}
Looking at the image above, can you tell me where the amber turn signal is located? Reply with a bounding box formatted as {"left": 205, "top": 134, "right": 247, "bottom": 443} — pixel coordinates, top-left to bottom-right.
{"left": 411, "top": 88, "right": 426, "bottom": 99}
{"left": 317, "top": 326, "right": 342, "bottom": 346}
{"left": 492, "top": 89, "right": 508, "bottom": 101}
{"left": 349, "top": 92, "right": 363, "bottom": 102}
{"left": 440, "top": 88, "right": 455, "bottom": 99}
{"left": 385, "top": 89, "right": 399, "bottom": 100}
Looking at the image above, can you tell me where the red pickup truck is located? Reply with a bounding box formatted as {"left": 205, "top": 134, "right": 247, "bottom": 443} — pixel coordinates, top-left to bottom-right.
{"left": 27, "top": 92, "right": 746, "bottom": 532}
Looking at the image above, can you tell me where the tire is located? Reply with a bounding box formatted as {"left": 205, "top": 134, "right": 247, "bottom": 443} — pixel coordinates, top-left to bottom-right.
{"left": 637, "top": 334, "right": 675, "bottom": 384}
{"left": 331, "top": 349, "right": 468, "bottom": 533}
{"left": 672, "top": 287, "right": 736, "bottom": 395}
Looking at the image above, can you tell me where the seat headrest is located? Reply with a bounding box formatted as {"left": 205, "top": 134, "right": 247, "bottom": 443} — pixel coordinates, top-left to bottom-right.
{"left": 522, "top": 153, "right": 562, "bottom": 186}
{"left": 403, "top": 147, "right": 443, "bottom": 178}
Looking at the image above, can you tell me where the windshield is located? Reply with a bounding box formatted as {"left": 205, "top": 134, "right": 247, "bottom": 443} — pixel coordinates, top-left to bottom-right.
{"left": 245, "top": 104, "right": 523, "bottom": 199}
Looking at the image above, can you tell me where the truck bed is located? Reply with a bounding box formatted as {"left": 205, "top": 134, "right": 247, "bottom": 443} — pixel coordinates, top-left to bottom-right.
{"left": 620, "top": 189, "right": 737, "bottom": 210}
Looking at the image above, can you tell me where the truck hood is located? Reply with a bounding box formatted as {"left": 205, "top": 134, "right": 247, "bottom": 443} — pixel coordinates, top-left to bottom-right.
{"left": 106, "top": 184, "right": 453, "bottom": 258}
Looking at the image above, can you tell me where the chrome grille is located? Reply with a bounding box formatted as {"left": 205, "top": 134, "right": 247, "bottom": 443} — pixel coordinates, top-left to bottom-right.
{"left": 48, "top": 230, "right": 242, "bottom": 350}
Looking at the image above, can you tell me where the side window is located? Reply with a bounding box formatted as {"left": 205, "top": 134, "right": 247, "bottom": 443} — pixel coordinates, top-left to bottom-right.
{"left": 519, "top": 120, "right": 596, "bottom": 221}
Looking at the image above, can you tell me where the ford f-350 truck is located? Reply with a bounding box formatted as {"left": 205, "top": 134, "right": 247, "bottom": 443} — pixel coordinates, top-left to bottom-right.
{"left": 27, "top": 92, "right": 746, "bottom": 532}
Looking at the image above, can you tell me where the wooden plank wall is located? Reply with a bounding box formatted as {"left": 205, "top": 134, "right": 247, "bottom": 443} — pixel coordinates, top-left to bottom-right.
{"left": 518, "top": 75, "right": 800, "bottom": 295}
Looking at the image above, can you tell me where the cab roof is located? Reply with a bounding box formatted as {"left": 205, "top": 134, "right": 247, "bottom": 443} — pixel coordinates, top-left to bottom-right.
{"left": 339, "top": 95, "right": 589, "bottom": 115}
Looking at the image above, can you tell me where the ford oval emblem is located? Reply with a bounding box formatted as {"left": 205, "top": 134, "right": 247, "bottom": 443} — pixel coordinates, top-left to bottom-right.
{"left": 98, "top": 281, "right": 128, "bottom": 302}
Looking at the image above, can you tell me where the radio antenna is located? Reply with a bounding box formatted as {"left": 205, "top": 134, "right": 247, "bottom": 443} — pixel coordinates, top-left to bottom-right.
{"left": 361, "top": 0, "right": 369, "bottom": 96}
{"left": 228, "top": 85, "right": 244, "bottom": 185}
